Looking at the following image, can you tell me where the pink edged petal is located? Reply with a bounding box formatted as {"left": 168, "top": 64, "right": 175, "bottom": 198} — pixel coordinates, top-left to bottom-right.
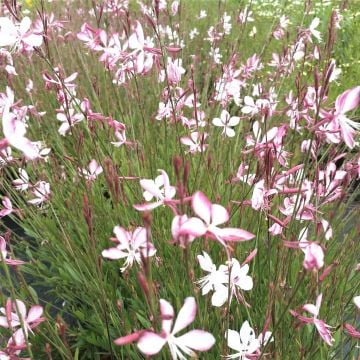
{"left": 13, "top": 328, "right": 26, "bottom": 346}
{"left": 315, "top": 294, "right": 323, "bottom": 312}
{"left": 336, "top": 86, "right": 360, "bottom": 114}
{"left": 0, "top": 236, "right": 6, "bottom": 251}
{"left": 158, "top": 170, "right": 172, "bottom": 198}
{"left": 114, "top": 331, "right": 142, "bottom": 345}
{"left": 211, "top": 204, "right": 229, "bottom": 226}
{"left": 314, "top": 319, "right": 334, "bottom": 346}
{"left": 303, "top": 304, "right": 318, "bottom": 316}
{"left": 0, "top": 316, "right": 10, "bottom": 328}
{"left": 5, "top": 259, "right": 25, "bottom": 266}
{"left": 218, "top": 228, "right": 255, "bottom": 242}
{"left": 137, "top": 331, "right": 167, "bottom": 355}
{"left": 113, "top": 226, "right": 129, "bottom": 245}
{"left": 179, "top": 217, "right": 207, "bottom": 238}
{"left": 27, "top": 305, "right": 43, "bottom": 323}
{"left": 339, "top": 120, "right": 356, "bottom": 149}
{"left": 192, "top": 191, "right": 211, "bottom": 224}
{"left": 344, "top": 323, "right": 360, "bottom": 339}
{"left": 176, "top": 330, "right": 215, "bottom": 351}
{"left": 132, "top": 227, "right": 147, "bottom": 249}
{"left": 133, "top": 201, "right": 163, "bottom": 211}
{"left": 171, "top": 214, "right": 188, "bottom": 239}
{"left": 172, "top": 297, "right": 196, "bottom": 335}
{"left": 23, "top": 33, "right": 43, "bottom": 47}
{"left": 102, "top": 248, "right": 127, "bottom": 260}
{"left": 160, "top": 299, "right": 174, "bottom": 335}
{"left": 0, "top": 209, "right": 11, "bottom": 217}
{"left": 15, "top": 300, "right": 27, "bottom": 320}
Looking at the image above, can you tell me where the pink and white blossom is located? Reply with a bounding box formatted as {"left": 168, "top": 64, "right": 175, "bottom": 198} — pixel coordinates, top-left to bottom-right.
{"left": 102, "top": 226, "right": 156, "bottom": 272}
{"left": 134, "top": 170, "right": 176, "bottom": 211}
{"left": 179, "top": 191, "right": 255, "bottom": 246}
{"left": 114, "top": 297, "right": 215, "bottom": 359}
{"left": 290, "top": 294, "right": 334, "bottom": 346}
{"left": 0, "top": 299, "right": 45, "bottom": 345}
{"left": 79, "top": 159, "right": 103, "bottom": 181}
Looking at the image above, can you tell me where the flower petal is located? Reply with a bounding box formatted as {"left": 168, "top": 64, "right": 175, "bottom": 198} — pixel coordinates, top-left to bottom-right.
{"left": 218, "top": 228, "right": 255, "bottom": 242}
{"left": 176, "top": 329, "right": 215, "bottom": 351}
{"left": 192, "top": 191, "right": 211, "bottom": 224}
{"left": 160, "top": 299, "right": 174, "bottom": 335}
{"left": 137, "top": 331, "right": 167, "bottom": 355}
{"left": 172, "top": 297, "right": 196, "bottom": 335}
{"left": 227, "top": 329, "right": 241, "bottom": 351}
{"left": 211, "top": 204, "right": 229, "bottom": 226}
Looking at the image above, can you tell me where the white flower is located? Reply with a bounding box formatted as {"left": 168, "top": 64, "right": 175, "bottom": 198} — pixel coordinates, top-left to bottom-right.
{"left": 226, "top": 321, "right": 260, "bottom": 359}
{"left": 28, "top": 181, "right": 50, "bottom": 205}
{"left": 309, "top": 17, "right": 322, "bottom": 42}
{"left": 226, "top": 321, "right": 273, "bottom": 359}
{"left": 212, "top": 110, "right": 240, "bottom": 137}
{"left": 197, "top": 10, "right": 207, "bottom": 19}
{"left": 209, "top": 47, "right": 222, "bottom": 64}
{"left": 196, "top": 253, "right": 253, "bottom": 307}
{"left": 13, "top": 168, "right": 29, "bottom": 191}
{"left": 181, "top": 132, "right": 208, "bottom": 154}
{"left": 79, "top": 159, "right": 103, "bottom": 181}
{"left": 249, "top": 26, "right": 257, "bottom": 38}
{"left": 196, "top": 251, "right": 228, "bottom": 299}
{"left": 189, "top": 28, "right": 199, "bottom": 40}
{"left": 0, "top": 17, "right": 43, "bottom": 50}
{"left": 102, "top": 226, "right": 156, "bottom": 272}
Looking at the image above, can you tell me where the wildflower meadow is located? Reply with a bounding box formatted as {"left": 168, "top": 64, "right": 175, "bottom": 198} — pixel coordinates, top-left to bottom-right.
{"left": 0, "top": 0, "right": 359, "bottom": 358}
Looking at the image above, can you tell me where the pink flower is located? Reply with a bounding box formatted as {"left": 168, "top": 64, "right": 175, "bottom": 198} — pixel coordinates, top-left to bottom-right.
{"left": 344, "top": 323, "right": 360, "bottom": 340}
{"left": 115, "top": 297, "right": 215, "bottom": 359}
{"left": 179, "top": 191, "right": 255, "bottom": 246}
{"left": 0, "top": 299, "right": 45, "bottom": 345}
{"left": 162, "top": 57, "right": 185, "bottom": 84}
{"left": 171, "top": 215, "right": 195, "bottom": 247}
{"left": 102, "top": 226, "right": 156, "bottom": 272}
{"left": 27, "top": 181, "right": 51, "bottom": 206}
{"left": 0, "top": 146, "right": 13, "bottom": 167}
{"left": 0, "top": 17, "right": 43, "bottom": 50}
{"left": 284, "top": 228, "right": 325, "bottom": 271}
{"left": 0, "top": 236, "right": 25, "bottom": 266}
{"left": 79, "top": 159, "right": 103, "bottom": 181}
{"left": 1, "top": 91, "right": 40, "bottom": 160}
{"left": 0, "top": 197, "right": 13, "bottom": 218}
{"left": 333, "top": 86, "right": 360, "bottom": 149}
{"left": 251, "top": 180, "right": 277, "bottom": 211}
{"left": 299, "top": 228, "right": 324, "bottom": 270}
{"left": 290, "top": 294, "right": 334, "bottom": 346}
{"left": 134, "top": 170, "right": 176, "bottom": 211}
{"left": 180, "top": 132, "right": 208, "bottom": 154}
{"left": 12, "top": 168, "right": 29, "bottom": 192}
